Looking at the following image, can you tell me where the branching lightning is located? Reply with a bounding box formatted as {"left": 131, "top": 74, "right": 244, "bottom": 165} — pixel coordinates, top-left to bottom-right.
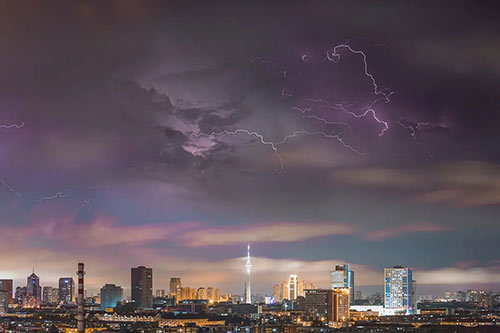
{"left": 190, "top": 41, "right": 440, "bottom": 171}
{"left": 38, "top": 189, "right": 71, "bottom": 204}
{"left": 195, "top": 128, "right": 365, "bottom": 173}
{"left": 326, "top": 44, "right": 393, "bottom": 103}
{"left": 0, "top": 121, "right": 26, "bottom": 197}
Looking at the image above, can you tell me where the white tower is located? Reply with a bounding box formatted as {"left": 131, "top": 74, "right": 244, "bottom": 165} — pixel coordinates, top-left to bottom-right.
{"left": 245, "top": 244, "right": 252, "bottom": 304}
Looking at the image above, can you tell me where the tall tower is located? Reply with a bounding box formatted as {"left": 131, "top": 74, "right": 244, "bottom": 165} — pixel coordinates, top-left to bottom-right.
{"left": 131, "top": 266, "right": 153, "bottom": 308}
{"left": 245, "top": 244, "right": 252, "bottom": 304}
{"left": 76, "top": 262, "right": 85, "bottom": 333}
{"left": 384, "top": 266, "right": 414, "bottom": 315}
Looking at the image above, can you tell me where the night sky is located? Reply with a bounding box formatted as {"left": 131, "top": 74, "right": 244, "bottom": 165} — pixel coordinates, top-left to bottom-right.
{"left": 1, "top": 1, "right": 500, "bottom": 296}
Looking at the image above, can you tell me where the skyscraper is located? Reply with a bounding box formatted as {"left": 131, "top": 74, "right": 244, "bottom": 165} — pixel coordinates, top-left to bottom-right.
{"left": 169, "top": 277, "right": 181, "bottom": 298}
{"left": 288, "top": 274, "right": 298, "bottom": 300}
{"left": 305, "top": 288, "right": 350, "bottom": 323}
{"left": 27, "top": 272, "right": 41, "bottom": 306}
{"left": 206, "top": 287, "right": 215, "bottom": 301}
{"left": 100, "top": 284, "right": 123, "bottom": 310}
{"left": 245, "top": 244, "right": 252, "bottom": 304}
{"left": 214, "top": 288, "right": 221, "bottom": 301}
{"left": 330, "top": 288, "right": 350, "bottom": 322}
{"left": 0, "top": 280, "right": 13, "bottom": 305}
{"left": 42, "top": 286, "right": 58, "bottom": 304}
{"left": 197, "top": 287, "right": 206, "bottom": 300}
{"left": 272, "top": 284, "right": 281, "bottom": 302}
{"left": 281, "top": 280, "right": 289, "bottom": 300}
{"left": 298, "top": 280, "right": 305, "bottom": 297}
{"left": 384, "top": 266, "right": 414, "bottom": 315}
{"left": 131, "top": 266, "right": 153, "bottom": 308}
{"left": 0, "top": 291, "right": 8, "bottom": 313}
{"left": 331, "top": 264, "right": 354, "bottom": 303}
{"left": 59, "top": 278, "right": 74, "bottom": 304}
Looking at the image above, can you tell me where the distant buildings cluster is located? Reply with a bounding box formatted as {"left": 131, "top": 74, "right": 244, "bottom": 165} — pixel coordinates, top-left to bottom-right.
{"left": 0, "top": 272, "right": 79, "bottom": 312}
{"left": 269, "top": 264, "right": 416, "bottom": 323}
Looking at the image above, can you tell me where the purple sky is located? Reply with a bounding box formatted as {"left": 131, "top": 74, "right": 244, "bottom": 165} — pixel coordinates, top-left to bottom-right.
{"left": 1, "top": 1, "right": 500, "bottom": 297}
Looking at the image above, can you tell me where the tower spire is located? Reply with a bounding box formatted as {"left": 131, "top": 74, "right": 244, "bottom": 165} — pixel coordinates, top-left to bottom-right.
{"left": 245, "top": 244, "right": 252, "bottom": 304}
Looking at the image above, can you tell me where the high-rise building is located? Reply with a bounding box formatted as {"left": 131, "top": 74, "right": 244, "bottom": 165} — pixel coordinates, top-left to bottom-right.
{"left": 42, "top": 286, "right": 59, "bottom": 304}
{"left": 384, "top": 266, "right": 414, "bottom": 315}
{"left": 180, "top": 287, "right": 190, "bottom": 301}
{"left": 298, "top": 280, "right": 305, "bottom": 297}
{"left": 331, "top": 264, "right": 354, "bottom": 303}
{"left": 245, "top": 244, "right": 252, "bottom": 304}
{"left": 305, "top": 289, "right": 330, "bottom": 319}
{"left": 0, "top": 291, "right": 8, "bottom": 313}
{"left": 272, "top": 284, "right": 281, "bottom": 302}
{"left": 100, "top": 284, "right": 123, "bottom": 310}
{"left": 330, "top": 288, "right": 350, "bottom": 322}
{"left": 281, "top": 280, "right": 289, "bottom": 300}
{"left": 170, "top": 278, "right": 181, "bottom": 298}
{"left": 206, "top": 287, "right": 215, "bottom": 301}
{"left": 59, "top": 278, "right": 74, "bottom": 304}
{"left": 27, "top": 272, "right": 41, "bottom": 306}
{"left": 197, "top": 287, "right": 206, "bottom": 300}
{"left": 214, "top": 288, "right": 221, "bottom": 301}
{"left": 0, "top": 280, "right": 13, "bottom": 305}
{"left": 15, "top": 286, "right": 27, "bottom": 304}
{"left": 305, "top": 288, "right": 350, "bottom": 323}
{"left": 412, "top": 280, "right": 416, "bottom": 310}
{"left": 288, "top": 274, "right": 298, "bottom": 300}
{"left": 131, "top": 266, "right": 153, "bottom": 308}
{"left": 190, "top": 288, "right": 197, "bottom": 300}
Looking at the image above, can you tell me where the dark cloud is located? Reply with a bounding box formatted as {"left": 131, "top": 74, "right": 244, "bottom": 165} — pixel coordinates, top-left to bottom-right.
{"left": 1, "top": 1, "right": 500, "bottom": 293}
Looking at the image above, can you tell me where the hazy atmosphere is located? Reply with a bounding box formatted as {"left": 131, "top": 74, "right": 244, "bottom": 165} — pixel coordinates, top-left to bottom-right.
{"left": 1, "top": 1, "right": 500, "bottom": 297}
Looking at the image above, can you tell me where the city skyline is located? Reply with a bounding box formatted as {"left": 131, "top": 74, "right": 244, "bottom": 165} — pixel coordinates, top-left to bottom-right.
{"left": 1, "top": 1, "right": 500, "bottom": 298}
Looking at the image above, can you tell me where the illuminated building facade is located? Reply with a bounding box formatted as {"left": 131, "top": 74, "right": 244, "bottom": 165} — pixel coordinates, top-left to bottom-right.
{"left": 131, "top": 266, "right": 153, "bottom": 308}
{"left": 288, "top": 274, "right": 298, "bottom": 300}
{"left": 272, "top": 284, "right": 281, "bottom": 302}
{"left": 0, "top": 291, "right": 8, "bottom": 313}
{"left": 331, "top": 264, "right": 354, "bottom": 303}
{"left": 100, "top": 284, "right": 123, "bottom": 310}
{"left": 305, "top": 288, "right": 350, "bottom": 323}
{"left": 27, "top": 272, "right": 41, "bottom": 306}
{"left": 206, "top": 287, "right": 214, "bottom": 300}
{"left": 384, "top": 266, "right": 414, "bottom": 315}
{"left": 245, "top": 244, "right": 252, "bottom": 304}
{"left": 281, "top": 280, "right": 289, "bottom": 300}
{"left": 330, "top": 288, "right": 350, "bottom": 322}
{"left": 298, "top": 279, "right": 305, "bottom": 297}
{"left": 42, "top": 286, "right": 59, "bottom": 304}
{"left": 214, "top": 288, "right": 221, "bottom": 301}
{"left": 59, "top": 278, "right": 74, "bottom": 304}
{"left": 197, "top": 287, "right": 206, "bottom": 300}
{"left": 170, "top": 277, "right": 181, "bottom": 298}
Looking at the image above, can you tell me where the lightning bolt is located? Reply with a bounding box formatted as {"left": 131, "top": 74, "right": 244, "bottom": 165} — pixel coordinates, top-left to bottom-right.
{"left": 0, "top": 121, "right": 26, "bottom": 198}
{"left": 326, "top": 44, "right": 393, "bottom": 103}
{"left": 0, "top": 121, "right": 26, "bottom": 129}
{"left": 192, "top": 41, "right": 441, "bottom": 171}
{"left": 38, "top": 189, "right": 71, "bottom": 204}
{"left": 195, "top": 128, "right": 365, "bottom": 173}
{"left": 292, "top": 107, "right": 351, "bottom": 129}
{"left": 250, "top": 57, "right": 276, "bottom": 66}
{"left": 0, "top": 178, "right": 22, "bottom": 198}
{"left": 397, "top": 121, "right": 435, "bottom": 161}
{"left": 308, "top": 98, "right": 388, "bottom": 136}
